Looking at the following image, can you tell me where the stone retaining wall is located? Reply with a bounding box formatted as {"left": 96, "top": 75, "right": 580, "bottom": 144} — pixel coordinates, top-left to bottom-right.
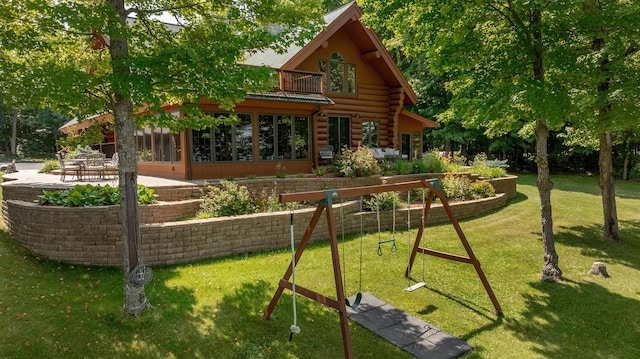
{"left": 3, "top": 194, "right": 506, "bottom": 266}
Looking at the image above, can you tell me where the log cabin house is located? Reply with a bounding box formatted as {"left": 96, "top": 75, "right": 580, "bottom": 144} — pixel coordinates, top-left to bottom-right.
{"left": 60, "top": 2, "right": 437, "bottom": 180}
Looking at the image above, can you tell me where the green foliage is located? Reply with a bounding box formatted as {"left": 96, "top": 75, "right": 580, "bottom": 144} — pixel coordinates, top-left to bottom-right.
{"left": 393, "top": 160, "right": 412, "bottom": 175}
{"left": 199, "top": 180, "right": 255, "bottom": 217}
{"left": 137, "top": 186, "right": 157, "bottom": 205}
{"left": 441, "top": 175, "right": 472, "bottom": 202}
{"left": 471, "top": 163, "right": 507, "bottom": 179}
{"left": 57, "top": 126, "right": 105, "bottom": 153}
{"left": 246, "top": 174, "right": 257, "bottom": 180}
{"left": 469, "top": 181, "right": 496, "bottom": 199}
{"left": 440, "top": 174, "right": 495, "bottom": 202}
{"left": 378, "top": 161, "right": 396, "bottom": 176}
{"left": 410, "top": 159, "right": 427, "bottom": 174}
{"left": 0, "top": 107, "right": 71, "bottom": 158}
{"left": 421, "top": 152, "right": 447, "bottom": 173}
{"left": 363, "top": 191, "right": 402, "bottom": 211}
{"left": 311, "top": 166, "right": 329, "bottom": 177}
{"left": 38, "top": 159, "right": 60, "bottom": 173}
{"left": 38, "top": 184, "right": 157, "bottom": 207}
{"left": 472, "top": 153, "right": 509, "bottom": 168}
{"left": 629, "top": 162, "right": 640, "bottom": 181}
{"left": 275, "top": 164, "right": 287, "bottom": 178}
{"left": 334, "top": 146, "right": 381, "bottom": 178}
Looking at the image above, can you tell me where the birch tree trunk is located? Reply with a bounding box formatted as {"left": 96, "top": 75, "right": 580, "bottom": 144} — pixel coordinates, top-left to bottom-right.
{"left": 108, "top": 0, "right": 148, "bottom": 316}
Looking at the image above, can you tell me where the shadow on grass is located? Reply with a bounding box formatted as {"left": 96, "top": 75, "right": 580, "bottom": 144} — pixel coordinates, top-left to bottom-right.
{"left": 0, "top": 226, "right": 200, "bottom": 358}
{"left": 517, "top": 173, "right": 640, "bottom": 200}
{"left": 555, "top": 221, "right": 640, "bottom": 271}
{"left": 503, "top": 191, "right": 528, "bottom": 207}
{"left": 204, "top": 279, "right": 411, "bottom": 358}
{"left": 504, "top": 280, "right": 640, "bottom": 358}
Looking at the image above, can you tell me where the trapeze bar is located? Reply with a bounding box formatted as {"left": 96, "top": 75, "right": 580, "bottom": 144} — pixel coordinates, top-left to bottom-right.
{"left": 279, "top": 179, "right": 441, "bottom": 203}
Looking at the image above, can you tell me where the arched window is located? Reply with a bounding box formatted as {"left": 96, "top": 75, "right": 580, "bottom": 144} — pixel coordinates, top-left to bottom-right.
{"left": 319, "top": 52, "right": 356, "bottom": 94}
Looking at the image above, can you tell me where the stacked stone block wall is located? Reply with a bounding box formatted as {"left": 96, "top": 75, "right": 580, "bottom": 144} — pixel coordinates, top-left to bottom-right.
{"left": 3, "top": 193, "right": 506, "bottom": 266}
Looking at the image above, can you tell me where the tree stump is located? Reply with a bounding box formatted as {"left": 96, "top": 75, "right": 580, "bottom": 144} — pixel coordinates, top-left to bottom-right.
{"left": 588, "top": 262, "right": 610, "bottom": 278}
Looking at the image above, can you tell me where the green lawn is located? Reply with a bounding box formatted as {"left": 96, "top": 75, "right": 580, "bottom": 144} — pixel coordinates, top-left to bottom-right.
{"left": 1, "top": 174, "right": 639, "bottom": 358}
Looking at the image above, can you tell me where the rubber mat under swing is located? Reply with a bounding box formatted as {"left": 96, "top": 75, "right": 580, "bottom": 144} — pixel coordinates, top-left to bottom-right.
{"left": 346, "top": 293, "right": 473, "bottom": 359}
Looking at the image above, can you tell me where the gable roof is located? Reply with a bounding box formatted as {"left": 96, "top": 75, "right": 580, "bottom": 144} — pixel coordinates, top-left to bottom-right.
{"left": 243, "top": 2, "right": 418, "bottom": 106}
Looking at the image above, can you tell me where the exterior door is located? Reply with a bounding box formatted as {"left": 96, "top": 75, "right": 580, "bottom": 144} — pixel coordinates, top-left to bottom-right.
{"left": 328, "top": 116, "right": 350, "bottom": 153}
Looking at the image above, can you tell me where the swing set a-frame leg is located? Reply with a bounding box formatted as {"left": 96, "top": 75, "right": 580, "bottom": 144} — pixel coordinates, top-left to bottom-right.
{"left": 406, "top": 182, "right": 503, "bottom": 317}
{"left": 262, "top": 200, "right": 354, "bottom": 358}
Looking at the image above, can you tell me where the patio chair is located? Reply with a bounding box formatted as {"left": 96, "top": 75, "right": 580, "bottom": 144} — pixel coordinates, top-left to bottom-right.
{"left": 56, "top": 153, "right": 81, "bottom": 182}
{"left": 105, "top": 152, "right": 119, "bottom": 179}
{"left": 84, "top": 153, "right": 106, "bottom": 180}
{"left": 318, "top": 145, "right": 334, "bottom": 165}
{"left": 372, "top": 148, "right": 385, "bottom": 161}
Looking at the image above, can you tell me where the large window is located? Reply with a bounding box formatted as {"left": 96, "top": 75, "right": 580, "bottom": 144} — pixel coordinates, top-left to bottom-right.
{"left": 259, "top": 114, "right": 309, "bottom": 161}
{"left": 319, "top": 52, "right": 356, "bottom": 94}
{"left": 135, "top": 127, "right": 181, "bottom": 163}
{"left": 328, "top": 116, "right": 350, "bottom": 152}
{"left": 191, "top": 113, "right": 253, "bottom": 163}
{"left": 362, "top": 121, "right": 379, "bottom": 148}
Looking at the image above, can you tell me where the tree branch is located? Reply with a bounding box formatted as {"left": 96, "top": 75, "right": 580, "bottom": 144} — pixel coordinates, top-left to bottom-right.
{"left": 125, "top": 1, "right": 211, "bottom": 18}
{"left": 487, "top": 1, "right": 530, "bottom": 47}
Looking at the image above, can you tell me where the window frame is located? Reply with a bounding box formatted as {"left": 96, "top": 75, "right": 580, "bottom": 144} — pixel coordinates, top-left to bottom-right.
{"left": 190, "top": 112, "right": 254, "bottom": 163}
{"left": 258, "top": 113, "right": 310, "bottom": 161}
{"left": 319, "top": 52, "right": 356, "bottom": 94}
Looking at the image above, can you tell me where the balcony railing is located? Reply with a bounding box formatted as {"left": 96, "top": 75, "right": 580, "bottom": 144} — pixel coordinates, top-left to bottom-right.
{"left": 275, "top": 69, "right": 324, "bottom": 95}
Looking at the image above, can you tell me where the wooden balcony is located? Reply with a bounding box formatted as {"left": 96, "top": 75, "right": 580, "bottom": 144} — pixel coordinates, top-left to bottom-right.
{"left": 275, "top": 69, "right": 324, "bottom": 95}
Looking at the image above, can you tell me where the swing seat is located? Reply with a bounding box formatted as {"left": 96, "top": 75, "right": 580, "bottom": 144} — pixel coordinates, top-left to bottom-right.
{"left": 404, "top": 281, "right": 426, "bottom": 292}
{"left": 346, "top": 292, "right": 363, "bottom": 309}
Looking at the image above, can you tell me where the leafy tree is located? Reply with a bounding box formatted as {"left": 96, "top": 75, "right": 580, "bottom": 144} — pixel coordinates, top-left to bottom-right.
{"left": 0, "top": 107, "right": 72, "bottom": 158}
{"left": 560, "top": 1, "right": 640, "bottom": 241}
{"left": 361, "top": 0, "right": 581, "bottom": 280}
{"left": 1, "top": 0, "right": 323, "bottom": 315}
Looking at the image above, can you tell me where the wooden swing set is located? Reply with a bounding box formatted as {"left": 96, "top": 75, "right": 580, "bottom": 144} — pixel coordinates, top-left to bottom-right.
{"left": 262, "top": 179, "right": 503, "bottom": 358}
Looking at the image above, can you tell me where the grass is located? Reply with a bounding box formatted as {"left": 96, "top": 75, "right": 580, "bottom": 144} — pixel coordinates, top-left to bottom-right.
{"left": 1, "top": 174, "right": 639, "bottom": 358}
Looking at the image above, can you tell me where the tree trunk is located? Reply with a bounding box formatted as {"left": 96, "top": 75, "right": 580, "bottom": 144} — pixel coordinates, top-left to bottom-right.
{"left": 108, "top": 0, "right": 148, "bottom": 316}
{"left": 532, "top": 7, "right": 561, "bottom": 281}
{"left": 10, "top": 109, "right": 18, "bottom": 155}
{"left": 536, "top": 119, "right": 562, "bottom": 281}
{"left": 623, "top": 151, "right": 629, "bottom": 181}
{"left": 598, "top": 132, "right": 621, "bottom": 240}
{"left": 593, "top": 34, "right": 621, "bottom": 241}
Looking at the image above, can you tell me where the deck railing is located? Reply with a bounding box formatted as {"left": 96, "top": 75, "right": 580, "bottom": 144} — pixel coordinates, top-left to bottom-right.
{"left": 275, "top": 69, "right": 324, "bottom": 95}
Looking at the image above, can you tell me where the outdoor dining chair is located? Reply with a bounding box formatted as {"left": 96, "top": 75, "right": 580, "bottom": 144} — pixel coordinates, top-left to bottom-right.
{"left": 56, "top": 153, "right": 81, "bottom": 182}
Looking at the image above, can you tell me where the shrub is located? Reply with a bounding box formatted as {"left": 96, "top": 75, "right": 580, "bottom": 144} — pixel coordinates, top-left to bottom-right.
{"left": 38, "top": 184, "right": 156, "bottom": 207}
{"left": 422, "top": 152, "right": 447, "bottom": 173}
{"left": 311, "top": 166, "right": 329, "bottom": 177}
{"left": 379, "top": 161, "right": 396, "bottom": 176}
{"left": 363, "top": 191, "right": 402, "bottom": 211}
{"left": 440, "top": 175, "right": 496, "bottom": 202}
{"left": 394, "top": 160, "right": 412, "bottom": 175}
{"left": 470, "top": 163, "right": 507, "bottom": 178}
{"left": 411, "top": 159, "right": 427, "bottom": 174}
{"left": 471, "top": 152, "right": 509, "bottom": 177}
{"left": 334, "top": 145, "right": 381, "bottom": 178}
{"left": 199, "top": 180, "right": 255, "bottom": 217}
{"left": 469, "top": 181, "right": 496, "bottom": 199}
{"left": 39, "top": 159, "right": 60, "bottom": 173}
{"left": 441, "top": 175, "right": 472, "bottom": 202}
